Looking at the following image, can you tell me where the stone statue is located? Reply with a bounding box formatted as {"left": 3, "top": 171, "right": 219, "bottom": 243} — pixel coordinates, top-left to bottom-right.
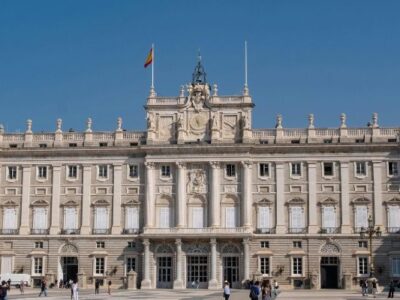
{"left": 276, "top": 114, "right": 283, "bottom": 129}
{"left": 340, "top": 113, "right": 346, "bottom": 128}
{"left": 147, "top": 114, "right": 155, "bottom": 130}
{"left": 242, "top": 115, "right": 249, "bottom": 130}
{"left": 212, "top": 114, "right": 218, "bottom": 129}
{"left": 56, "top": 118, "right": 62, "bottom": 132}
{"left": 176, "top": 115, "right": 183, "bottom": 129}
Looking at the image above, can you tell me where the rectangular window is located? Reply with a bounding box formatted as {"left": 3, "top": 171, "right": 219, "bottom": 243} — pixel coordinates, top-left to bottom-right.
{"left": 128, "top": 165, "right": 139, "bottom": 178}
{"left": 392, "top": 257, "right": 400, "bottom": 276}
{"left": 37, "top": 166, "right": 47, "bottom": 179}
{"left": 260, "top": 241, "right": 269, "bottom": 248}
{"left": 388, "top": 206, "right": 400, "bottom": 231}
{"left": 323, "top": 162, "right": 334, "bottom": 177}
{"left": 125, "top": 207, "right": 139, "bottom": 230}
{"left": 258, "top": 206, "right": 270, "bottom": 230}
{"left": 96, "top": 241, "right": 105, "bottom": 249}
{"left": 68, "top": 165, "right": 77, "bottom": 178}
{"left": 35, "top": 241, "right": 44, "bottom": 249}
{"left": 98, "top": 165, "right": 108, "bottom": 179}
{"left": 2, "top": 208, "right": 17, "bottom": 230}
{"left": 159, "top": 207, "right": 170, "bottom": 228}
{"left": 260, "top": 257, "right": 270, "bottom": 275}
{"left": 292, "top": 257, "right": 303, "bottom": 275}
{"left": 192, "top": 207, "right": 204, "bottom": 228}
{"left": 39, "top": 144, "right": 47, "bottom": 148}
{"left": 358, "top": 257, "right": 368, "bottom": 275}
{"left": 388, "top": 162, "right": 399, "bottom": 176}
{"left": 356, "top": 162, "right": 366, "bottom": 176}
{"left": 293, "top": 241, "right": 302, "bottom": 248}
{"left": 126, "top": 257, "right": 136, "bottom": 274}
{"left": 259, "top": 163, "right": 269, "bottom": 177}
{"left": 0, "top": 256, "right": 12, "bottom": 274}
{"left": 358, "top": 241, "right": 368, "bottom": 248}
{"left": 291, "top": 163, "right": 301, "bottom": 176}
{"left": 127, "top": 241, "right": 135, "bottom": 249}
{"left": 355, "top": 206, "right": 368, "bottom": 230}
{"left": 34, "top": 257, "right": 43, "bottom": 274}
{"left": 95, "top": 257, "right": 105, "bottom": 275}
{"left": 33, "top": 207, "right": 47, "bottom": 230}
{"left": 226, "top": 164, "right": 236, "bottom": 177}
{"left": 161, "top": 165, "right": 171, "bottom": 177}
{"left": 290, "top": 206, "right": 304, "bottom": 232}
{"left": 225, "top": 207, "right": 237, "bottom": 228}
{"left": 322, "top": 206, "right": 336, "bottom": 229}
{"left": 94, "top": 207, "right": 108, "bottom": 230}
{"left": 64, "top": 207, "right": 77, "bottom": 230}
{"left": 7, "top": 166, "right": 17, "bottom": 180}
{"left": 99, "top": 142, "right": 107, "bottom": 147}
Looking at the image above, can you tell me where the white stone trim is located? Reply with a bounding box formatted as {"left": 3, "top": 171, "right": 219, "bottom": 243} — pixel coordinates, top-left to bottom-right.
{"left": 258, "top": 255, "right": 272, "bottom": 277}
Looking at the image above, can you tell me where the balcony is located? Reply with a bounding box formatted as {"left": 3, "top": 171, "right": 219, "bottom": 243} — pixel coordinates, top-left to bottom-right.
{"left": 31, "top": 229, "right": 49, "bottom": 235}
{"left": 1, "top": 229, "right": 19, "bottom": 235}
{"left": 288, "top": 228, "right": 307, "bottom": 234}
{"left": 256, "top": 228, "right": 276, "bottom": 234}
{"left": 123, "top": 228, "right": 140, "bottom": 234}
{"left": 61, "top": 229, "right": 80, "bottom": 235}
{"left": 320, "top": 227, "right": 341, "bottom": 234}
{"left": 92, "top": 229, "right": 110, "bottom": 235}
{"left": 143, "top": 227, "right": 252, "bottom": 237}
{"left": 387, "top": 227, "right": 400, "bottom": 234}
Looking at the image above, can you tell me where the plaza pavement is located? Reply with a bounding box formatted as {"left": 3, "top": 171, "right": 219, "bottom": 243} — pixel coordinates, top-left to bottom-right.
{"left": 6, "top": 287, "right": 400, "bottom": 299}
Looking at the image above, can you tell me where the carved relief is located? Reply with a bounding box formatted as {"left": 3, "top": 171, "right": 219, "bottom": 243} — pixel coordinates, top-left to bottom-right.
{"left": 188, "top": 84, "right": 210, "bottom": 112}
{"left": 60, "top": 243, "right": 78, "bottom": 254}
{"left": 183, "top": 243, "right": 210, "bottom": 254}
{"left": 222, "top": 115, "right": 238, "bottom": 138}
{"left": 187, "top": 169, "right": 207, "bottom": 194}
{"left": 319, "top": 239, "right": 341, "bottom": 255}
{"left": 158, "top": 116, "right": 174, "bottom": 140}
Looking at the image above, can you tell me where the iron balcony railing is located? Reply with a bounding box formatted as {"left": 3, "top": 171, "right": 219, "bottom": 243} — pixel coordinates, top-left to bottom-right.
{"left": 31, "top": 229, "right": 49, "bottom": 235}
{"left": 61, "top": 229, "right": 80, "bottom": 235}
{"left": 320, "top": 227, "right": 341, "bottom": 234}
{"left": 288, "top": 227, "right": 307, "bottom": 234}
{"left": 92, "top": 229, "right": 110, "bottom": 234}
{"left": 1, "top": 229, "right": 19, "bottom": 235}
{"left": 387, "top": 227, "right": 400, "bottom": 234}
{"left": 256, "top": 228, "right": 276, "bottom": 234}
{"left": 123, "top": 228, "right": 140, "bottom": 234}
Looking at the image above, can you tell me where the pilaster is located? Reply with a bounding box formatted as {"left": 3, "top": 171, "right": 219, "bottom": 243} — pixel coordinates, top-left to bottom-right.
{"left": 173, "top": 239, "right": 184, "bottom": 289}
{"left": 372, "top": 161, "right": 383, "bottom": 227}
{"left": 145, "top": 162, "right": 155, "bottom": 228}
{"left": 340, "top": 162, "right": 351, "bottom": 234}
{"left": 308, "top": 163, "right": 318, "bottom": 233}
{"left": 275, "top": 163, "right": 286, "bottom": 234}
{"left": 141, "top": 239, "right": 152, "bottom": 289}
{"left": 81, "top": 165, "right": 92, "bottom": 234}
{"left": 176, "top": 162, "right": 186, "bottom": 227}
{"left": 242, "top": 238, "right": 250, "bottom": 282}
{"left": 20, "top": 165, "right": 31, "bottom": 235}
{"left": 50, "top": 165, "right": 61, "bottom": 235}
{"left": 208, "top": 238, "right": 218, "bottom": 289}
{"left": 209, "top": 162, "right": 220, "bottom": 227}
{"left": 241, "top": 161, "right": 252, "bottom": 228}
{"left": 111, "top": 164, "right": 122, "bottom": 234}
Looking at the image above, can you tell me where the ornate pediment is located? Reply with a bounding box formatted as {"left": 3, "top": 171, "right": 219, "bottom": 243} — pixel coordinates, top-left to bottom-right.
{"left": 92, "top": 199, "right": 110, "bottom": 206}
{"left": 1, "top": 199, "right": 18, "bottom": 207}
{"left": 257, "top": 198, "right": 273, "bottom": 206}
{"left": 286, "top": 197, "right": 305, "bottom": 205}
{"left": 385, "top": 197, "right": 400, "bottom": 206}
{"left": 351, "top": 197, "right": 371, "bottom": 205}
{"left": 319, "top": 197, "right": 338, "bottom": 206}
{"left": 319, "top": 238, "right": 341, "bottom": 255}
{"left": 31, "top": 199, "right": 49, "bottom": 207}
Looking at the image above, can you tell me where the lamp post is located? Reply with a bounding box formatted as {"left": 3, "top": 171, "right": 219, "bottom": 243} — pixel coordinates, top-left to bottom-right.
{"left": 359, "top": 215, "right": 382, "bottom": 278}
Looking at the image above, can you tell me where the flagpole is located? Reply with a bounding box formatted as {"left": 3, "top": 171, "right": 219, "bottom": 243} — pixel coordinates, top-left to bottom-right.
{"left": 244, "top": 40, "right": 249, "bottom": 95}
{"left": 151, "top": 43, "right": 155, "bottom": 89}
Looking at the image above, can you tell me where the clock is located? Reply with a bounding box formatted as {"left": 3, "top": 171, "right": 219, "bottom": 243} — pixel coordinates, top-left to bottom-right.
{"left": 190, "top": 115, "right": 206, "bottom": 130}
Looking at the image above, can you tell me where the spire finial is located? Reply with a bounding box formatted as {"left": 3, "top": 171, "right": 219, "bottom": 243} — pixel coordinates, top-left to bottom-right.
{"left": 192, "top": 51, "right": 207, "bottom": 84}
{"left": 197, "top": 49, "right": 201, "bottom": 62}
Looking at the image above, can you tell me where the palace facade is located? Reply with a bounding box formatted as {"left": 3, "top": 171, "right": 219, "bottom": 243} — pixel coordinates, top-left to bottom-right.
{"left": 0, "top": 60, "right": 399, "bottom": 290}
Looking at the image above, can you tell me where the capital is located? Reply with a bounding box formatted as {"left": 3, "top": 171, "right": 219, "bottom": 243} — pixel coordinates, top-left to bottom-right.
{"left": 210, "top": 238, "right": 217, "bottom": 245}
{"left": 241, "top": 161, "right": 253, "bottom": 168}
{"left": 242, "top": 238, "right": 250, "bottom": 245}
{"left": 175, "top": 239, "right": 182, "bottom": 246}
{"left": 144, "top": 162, "right": 155, "bottom": 169}
{"left": 209, "top": 161, "right": 220, "bottom": 169}
{"left": 176, "top": 162, "right": 186, "bottom": 169}
{"left": 142, "top": 239, "right": 150, "bottom": 247}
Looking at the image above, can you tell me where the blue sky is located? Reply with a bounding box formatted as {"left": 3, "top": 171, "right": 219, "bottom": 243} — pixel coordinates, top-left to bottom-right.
{"left": 1, "top": 0, "right": 399, "bottom": 132}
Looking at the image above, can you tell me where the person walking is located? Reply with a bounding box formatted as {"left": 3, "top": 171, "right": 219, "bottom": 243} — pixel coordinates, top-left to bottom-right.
{"left": 107, "top": 280, "right": 112, "bottom": 295}
{"left": 19, "top": 280, "right": 24, "bottom": 294}
{"left": 249, "top": 281, "right": 260, "bottom": 300}
{"left": 94, "top": 279, "right": 100, "bottom": 294}
{"left": 223, "top": 281, "right": 231, "bottom": 300}
{"left": 360, "top": 279, "right": 367, "bottom": 296}
{"left": 388, "top": 280, "right": 395, "bottom": 298}
{"left": 0, "top": 281, "right": 8, "bottom": 300}
{"left": 372, "top": 279, "right": 377, "bottom": 298}
{"left": 38, "top": 278, "right": 48, "bottom": 297}
{"left": 72, "top": 281, "right": 79, "bottom": 300}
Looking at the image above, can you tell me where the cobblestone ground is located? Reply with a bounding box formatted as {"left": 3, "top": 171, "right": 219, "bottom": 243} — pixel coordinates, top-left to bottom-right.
{"left": 6, "top": 288, "right": 400, "bottom": 300}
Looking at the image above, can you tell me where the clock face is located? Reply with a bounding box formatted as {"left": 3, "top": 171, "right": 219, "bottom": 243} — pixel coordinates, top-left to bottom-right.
{"left": 190, "top": 115, "right": 206, "bottom": 130}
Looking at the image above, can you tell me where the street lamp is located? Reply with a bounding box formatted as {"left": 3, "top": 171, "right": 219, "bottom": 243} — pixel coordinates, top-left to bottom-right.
{"left": 359, "top": 215, "right": 382, "bottom": 278}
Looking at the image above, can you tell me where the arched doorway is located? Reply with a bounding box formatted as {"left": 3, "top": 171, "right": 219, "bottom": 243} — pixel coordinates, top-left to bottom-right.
{"left": 319, "top": 241, "right": 341, "bottom": 289}
{"left": 59, "top": 243, "right": 79, "bottom": 285}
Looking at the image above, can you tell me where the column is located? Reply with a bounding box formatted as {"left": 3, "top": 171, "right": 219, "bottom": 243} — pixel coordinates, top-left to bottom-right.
{"left": 81, "top": 165, "right": 92, "bottom": 234}
{"left": 242, "top": 238, "right": 250, "bottom": 282}
{"left": 141, "top": 239, "right": 152, "bottom": 289}
{"left": 50, "top": 164, "right": 61, "bottom": 235}
{"left": 241, "top": 161, "right": 252, "bottom": 228}
{"left": 176, "top": 162, "right": 186, "bottom": 228}
{"left": 111, "top": 164, "right": 122, "bottom": 234}
{"left": 275, "top": 163, "right": 286, "bottom": 234}
{"left": 173, "top": 239, "right": 184, "bottom": 289}
{"left": 20, "top": 165, "right": 31, "bottom": 235}
{"left": 340, "top": 162, "right": 351, "bottom": 234}
{"left": 209, "top": 162, "right": 220, "bottom": 228}
{"left": 373, "top": 161, "right": 383, "bottom": 227}
{"left": 208, "top": 238, "right": 218, "bottom": 289}
{"left": 308, "top": 163, "right": 318, "bottom": 234}
{"left": 145, "top": 162, "right": 155, "bottom": 228}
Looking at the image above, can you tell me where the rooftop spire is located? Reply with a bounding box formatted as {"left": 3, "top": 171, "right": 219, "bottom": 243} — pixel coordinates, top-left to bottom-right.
{"left": 192, "top": 50, "right": 207, "bottom": 84}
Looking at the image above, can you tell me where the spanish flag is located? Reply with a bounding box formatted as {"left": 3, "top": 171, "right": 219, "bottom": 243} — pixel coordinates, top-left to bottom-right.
{"left": 144, "top": 47, "right": 153, "bottom": 68}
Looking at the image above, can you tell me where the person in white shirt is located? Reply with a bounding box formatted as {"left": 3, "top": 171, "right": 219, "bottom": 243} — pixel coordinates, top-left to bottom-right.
{"left": 223, "top": 280, "right": 231, "bottom": 300}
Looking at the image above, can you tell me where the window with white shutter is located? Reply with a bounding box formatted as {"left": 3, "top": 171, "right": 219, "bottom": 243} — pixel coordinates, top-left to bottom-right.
{"left": 125, "top": 207, "right": 139, "bottom": 229}
{"left": 159, "top": 207, "right": 170, "bottom": 228}
{"left": 192, "top": 207, "right": 204, "bottom": 228}
{"left": 322, "top": 206, "right": 336, "bottom": 229}
{"left": 33, "top": 207, "right": 47, "bottom": 229}
{"left": 3, "top": 208, "right": 17, "bottom": 230}
{"left": 225, "top": 207, "right": 236, "bottom": 228}
{"left": 94, "top": 207, "right": 108, "bottom": 229}
{"left": 64, "top": 207, "right": 77, "bottom": 230}
{"left": 355, "top": 206, "right": 368, "bottom": 230}
{"left": 258, "top": 206, "right": 270, "bottom": 230}
{"left": 388, "top": 206, "right": 400, "bottom": 232}
{"left": 1, "top": 256, "right": 12, "bottom": 274}
{"left": 290, "top": 206, "right": 304, "bottom": 233}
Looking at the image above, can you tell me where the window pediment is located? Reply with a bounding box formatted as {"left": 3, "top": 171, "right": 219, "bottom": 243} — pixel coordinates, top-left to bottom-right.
{"left": 123, "top": 198, "right": 140, "bottom": 206}
{"left": 156, "top": 195, "right": 173, "bottom": 205}
{"left": 31, "top": 199, "right": 49, "bottom": 207}
{"left": 92, "top": 199, "right": 110, "bottom": 207}
{"left": 1, "top": 199, "right": 18, "bottom": 207}
{"left": 351, "top": 197, "right": 371, "bottom": 205}
{"left": 286, "top": 197, "right": 305, "bottom": 205}
{"left": 222, "top": 194, "right": 239, "bottom": 204}
{"left": 61, "top": 200, "right": 79, "bottom": 207}
{"left": 257, "top": 198, "right": 273, "bottom": 206}
{"left": 319, "top": 197, "right": 338, "bottom": 206}
{"left": 385, "top": 198, "right": 400, "bottom": 206}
